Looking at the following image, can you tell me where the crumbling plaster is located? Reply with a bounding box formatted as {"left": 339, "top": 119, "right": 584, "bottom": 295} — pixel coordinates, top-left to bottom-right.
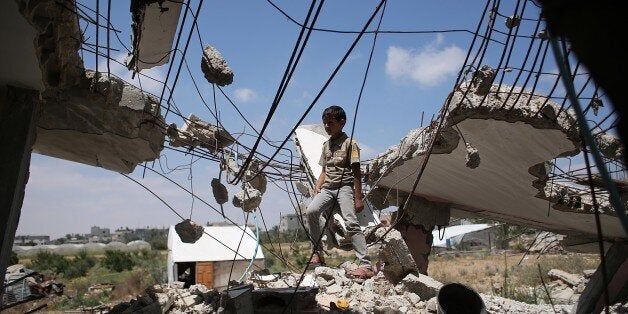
{"left": 368, "top": 81, "right": 626, "bottom": 241}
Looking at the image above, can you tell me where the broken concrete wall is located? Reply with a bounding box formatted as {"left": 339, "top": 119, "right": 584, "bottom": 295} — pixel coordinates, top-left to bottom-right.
{"left": 201, "top": 45, "right": 233, "bottom": 86}
{"left": 17, "top": 0, "right": 84, "bottom": 90}
{"left": 34, "top": 71, "right": 165, "bottom": 173}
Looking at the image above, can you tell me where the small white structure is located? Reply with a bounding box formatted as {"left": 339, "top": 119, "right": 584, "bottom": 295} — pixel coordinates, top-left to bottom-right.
{"left": 167, "top": 225, "right": 264, "bottom": 291}
{"left": 432, "top": 224, "right": 496, "bottom": 249}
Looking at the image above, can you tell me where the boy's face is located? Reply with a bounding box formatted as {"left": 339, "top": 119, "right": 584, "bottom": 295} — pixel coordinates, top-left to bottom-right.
{"left": 323, "top": 116, "right": 345, "bottom": 138}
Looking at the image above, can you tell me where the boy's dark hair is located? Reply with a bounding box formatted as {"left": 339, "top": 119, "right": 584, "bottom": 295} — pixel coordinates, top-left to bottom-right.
{"left": 322, "top": 105, "right": 346, "bottom": 121}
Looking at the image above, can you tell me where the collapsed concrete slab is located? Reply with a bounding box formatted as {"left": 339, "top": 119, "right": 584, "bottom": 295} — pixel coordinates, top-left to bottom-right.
{"left": 128, "top": 0, "right": 183, "bottom": 71}
{"left": 233, "top": 187, "right": 262, "bottom": 212}
{"left": 367, "top": 79, "right": 626, "bottom": 247}
{"left": 33, "top": 71, "right": 165, "bottom": 173}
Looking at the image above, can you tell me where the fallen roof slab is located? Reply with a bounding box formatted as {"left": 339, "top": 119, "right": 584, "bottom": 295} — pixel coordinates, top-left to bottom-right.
{"left": 33, "top": 70, "right": 165, "bottom": 173}
{"left": 367, "top": 82, "right": 626, "bottom": 245}
{"left": 128, "top": 0, "right": 183, "bottom": 71}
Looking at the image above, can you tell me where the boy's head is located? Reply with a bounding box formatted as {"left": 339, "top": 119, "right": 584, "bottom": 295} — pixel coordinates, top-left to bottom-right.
{"left": 322, "top": 105, "right": 346, "bottom": 137}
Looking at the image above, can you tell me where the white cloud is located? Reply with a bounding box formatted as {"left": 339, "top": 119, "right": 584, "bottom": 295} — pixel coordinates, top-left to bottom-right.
{"left": 233, "top": 88, "right": 258, "bottom": 103}
{"left": 385, "top": 34, "right": 465, "bottom": 87}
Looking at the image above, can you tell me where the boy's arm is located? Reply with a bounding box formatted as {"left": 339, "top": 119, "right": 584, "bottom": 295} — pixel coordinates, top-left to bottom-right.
{"left": 315, "top": 171, "right": 326, "bottom": 195}
{"left": 352, "top": 163, "right": 364, "bottom": 213}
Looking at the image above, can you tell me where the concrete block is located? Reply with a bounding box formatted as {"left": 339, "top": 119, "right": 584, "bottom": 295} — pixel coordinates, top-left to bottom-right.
{"left": 548, "top": 269, "right": 581, "bottom": 287}
{"left": 169, "top": 114, "right": 235, "bottom": 152}
{"left": 400, "top": 273, "right": 443, "bottom": 301}
{"left": 201, "top": 45, "right": 234, "bottom": 86}
{"left": 211, "top": 178, "right": 229, "bottom": 204}
{"left": 375, "top": 227, "right": 419, "bottom": 283}
{"left": 174, "top": 219, "right": 204, "bottom": 243}
{"left": 233, "top": 187, "right": 262, "bottom": 212}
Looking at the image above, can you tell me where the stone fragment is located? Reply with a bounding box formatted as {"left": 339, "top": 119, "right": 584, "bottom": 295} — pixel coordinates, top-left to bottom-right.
{"left": 404, "top": 291, "right": 421, "bottom": 304}
{"left": 326, "top": 283, "right": 342, "bottom": 295}
{"left": 169, "top": 114, "right": 235, "bottom": 152}
{"left": 548, "top": 269, "right": 581, "bottom": 287}
{"left": 505, "top": 15, "right": 521, "bottom": 29}
{"left": 314, "top": 266, "right": 337, "bottom": 280}
{"left": 375, "top": 227, "right": 419, "bottom": 283}
{"left": 590, "top": 98, "right": 603, "bottom": 116}
{"left": 171, "top": 281, "right": 185, "bottom": 289}
{"left": 153, "top": 292, "right": 174, "bottom": 313}
{"left": 233, "top": 187, "right": 262, "bottom": 212}
{"left": 244, "top": 161, "right": 268, "bottom": 194}
{"left": 400, "top": 273, "right": 443, "bottom": 301}
{"left": 295, "top": 181, "right": 312, "bottom": 197}
{"left": 201, "top": 45, "right": 234, "bottom": 86}
{"left": 465, "top": 143, "right": 480, "bottom": 169}
{"left": 211, "top": 178, "right": 229, "bottom": 204}
{"left": 582, "top": 269, "right": 596, "bottom": 278}
{"left": 426, "top": 297, "right": 438, "bottom": 312}
{"left": 470, "top": 65, "right": 496, "bottom": 96}
{"left": 550, "top": 286, "right": 576, "bottom": 304}
{"left": 175, "top": 219, "right": 204, "bottom": 243}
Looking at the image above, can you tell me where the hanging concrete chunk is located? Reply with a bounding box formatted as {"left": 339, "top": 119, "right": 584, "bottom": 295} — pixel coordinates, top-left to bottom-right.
{"left": 201, "top": 45, "right": 233, "bottom": 86}
{"left": 128, "top": 0, "right": 183, "bottom": 71}
{"left": 465, "top": 143, "right": 480, "bottom": 169}
{"left": 175, "top": 219, "right": 204, "bottom": 243}
{"left": 233, "top": 187, "right": 262, "bottom": 212}
{"left": 33, "top": 71, "right": 165, "bottom": 173}
{"left": 169, "top": 114, "right": 235, "bottom": 152}
{"left": 295, "top": 181, "right": 312, "bottom": 197}
{"left": 211, "top": 178, "right": 228, "bottom": 204}
{"left": 470, "top": 65, "right": 496, "bottom": 96}
{"left": 244, "top": 161, "right": 267, "bottom": 194}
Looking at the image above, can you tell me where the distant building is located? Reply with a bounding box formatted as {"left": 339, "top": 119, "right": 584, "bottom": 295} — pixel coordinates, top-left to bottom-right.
{"left": 14, "top": 235, "right": 49, "bottom": 245}
{"left": 279, "top": 213, "right": 303, "bottom": 232}
{"left": 89, "top": 226, "right": 111, "bottom": 242}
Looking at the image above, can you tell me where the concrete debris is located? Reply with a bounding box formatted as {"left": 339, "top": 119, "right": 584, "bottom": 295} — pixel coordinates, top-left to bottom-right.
{"left": 366, "top": 189, "right": 450, "bottom": 227}
{"left": 201, "top": 45, "right": 234, "bottom": 86}
{"left": 211, "top": 178, "right": 229, "bottom": 204}
{"left": 548, "top": 269, "right": 582, "bottom": 287}
{"left": 594, "top": 132, "right": 625, "bottom": 162}
{"left": 590, "top": 97, "right": 604, "bottom": 116}
{"left": 582, "top": 269, "right": 596, "bottom": 278}
{"left": 470, "top": 65, "right": 496, "bottom": 96}
{"left": 128, "top": 0, "right": 183, "bottom": 71}
{"left": 400, "top": 273, "right": 443, "bottom": 300}
{"left": 243, "top": 160, "right": 268, "bottom": 194}
{"left": 18, "top": 0, "right": 84, "bottom": 90}
{"left": 34, "top": 70, "right": 165, "bottom": 173}
{"left": 296, "top": 181, "right": 312, "bottom": 197}
{"left": 169, "top": 114, "right": 235, "bottom": 152}
{"left": 110, "top": 283, "right": 220, "bottom": 313}
{"left": 538, "top": 29, "right": 549, "bottom": 39}
{"left": 464, "top": 142, "right": 481, "bottom": 169}
{"left": 174, "top": 219, "right": 204, "bottom": 243}
{"left": 505, "top": 15, "right": 521, "bottom": 29}
{"left": 233, "top": 187, "right": 262, "bottom": 212}
{"left": 374, "top": 227, "right": 419, "bottom": 283}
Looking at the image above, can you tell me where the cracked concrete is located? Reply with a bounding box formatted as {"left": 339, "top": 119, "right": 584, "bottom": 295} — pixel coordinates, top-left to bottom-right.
{"left": 168, "top": 114, "right": 235, "bottom": 152}
{"left": 33, "top": 70, "right": 165, "bottom": 173}
{"left": 367, "top": 76, "right": 626, "bottom": 244}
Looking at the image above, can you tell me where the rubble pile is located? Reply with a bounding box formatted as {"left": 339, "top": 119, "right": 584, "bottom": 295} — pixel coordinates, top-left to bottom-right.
{"left": 245, "top": 263, "right": 577, "bottom": 313}
{"left": 109, "top": 283, "right": 219, "bottom": 313}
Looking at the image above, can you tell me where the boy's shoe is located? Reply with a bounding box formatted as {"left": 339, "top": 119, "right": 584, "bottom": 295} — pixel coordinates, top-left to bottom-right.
{"left": 347, "top": 266, "right": 374, "bottom": 279}
{"left": 307, "top": 253, "right": 325, "bottom": 269}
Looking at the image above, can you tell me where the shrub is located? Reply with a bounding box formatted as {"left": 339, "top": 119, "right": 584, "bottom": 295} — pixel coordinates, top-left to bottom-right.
{"left": 64, "top": 251, "right": 96, "bottom": 279}
{"left": 102, "top": 250, "right": 135, "bottom": 272}
{"left": 10, "top": 251, "right": 19, "bottom": 265}
{"left": 29, "top": 251, "right": 69, "bottom": 275}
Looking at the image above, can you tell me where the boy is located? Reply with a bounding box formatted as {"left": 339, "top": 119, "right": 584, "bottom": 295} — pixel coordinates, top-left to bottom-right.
{"left": 306, "top": 105, "right": 373, "bottom": 279}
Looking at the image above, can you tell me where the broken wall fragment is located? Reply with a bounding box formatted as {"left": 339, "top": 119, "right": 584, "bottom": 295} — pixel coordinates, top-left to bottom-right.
{"left": 169, "top": 114, "right": 235, "bottom": 152}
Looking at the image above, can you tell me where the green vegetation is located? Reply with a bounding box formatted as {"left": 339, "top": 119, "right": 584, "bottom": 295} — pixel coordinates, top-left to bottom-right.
{"left": 102, "top": 250, "right": 135, "bottom": 272}
{"left": 28, "top": 251, "right": 96, "bottom": 279}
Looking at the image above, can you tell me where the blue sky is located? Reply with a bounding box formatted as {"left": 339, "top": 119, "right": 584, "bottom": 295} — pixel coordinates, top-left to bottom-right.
{"left": 17, "top": 0, "right": 612, "bottom": 239}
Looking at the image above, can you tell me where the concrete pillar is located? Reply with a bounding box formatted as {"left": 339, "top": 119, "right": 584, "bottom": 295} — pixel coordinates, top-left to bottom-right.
{"left": 575, "top": 241, "right": 628, "bottom": 313}
{"left": 0, "top": 86, "right": 39, "bottom": 284}
{"left": 396, "top": 221, "right": 434, "bottom": 275}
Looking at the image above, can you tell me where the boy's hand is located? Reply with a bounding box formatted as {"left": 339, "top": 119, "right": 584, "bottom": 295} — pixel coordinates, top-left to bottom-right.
{"left": 354, "top": 196, "right": 364, "bottom": 213}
